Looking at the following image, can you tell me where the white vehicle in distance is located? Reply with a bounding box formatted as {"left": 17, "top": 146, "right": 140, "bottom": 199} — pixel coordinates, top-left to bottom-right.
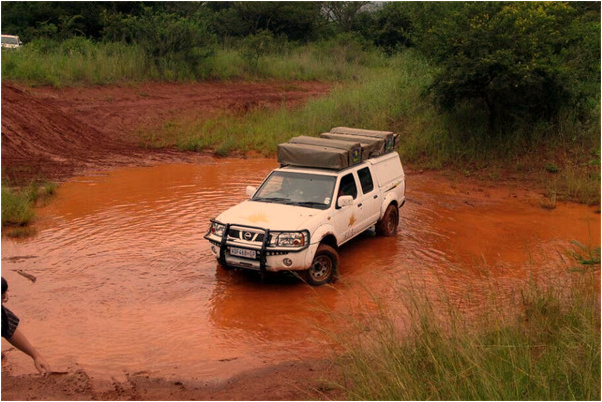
{"left": 205, "top": 127, "right": 406, "bottom": 286}
{"left": 1, "top": 35, "right": 22, "bottom": 49}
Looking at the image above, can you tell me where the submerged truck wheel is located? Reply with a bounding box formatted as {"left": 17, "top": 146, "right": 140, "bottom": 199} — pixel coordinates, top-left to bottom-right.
{"left": 306, "top": 244, "right": 338, "bottom": 286}
{"left": 376, "top": 204, "right": 399, "bottom": 237}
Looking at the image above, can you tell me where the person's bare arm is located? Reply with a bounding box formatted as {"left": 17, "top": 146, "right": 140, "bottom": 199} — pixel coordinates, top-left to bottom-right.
{"left": 7, "top": 328, "right": 51, "bottom": 376}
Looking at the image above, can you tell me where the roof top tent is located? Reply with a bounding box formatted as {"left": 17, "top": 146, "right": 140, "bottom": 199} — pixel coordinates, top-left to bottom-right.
{"left": 278, "top": 142, "right": 353, "bottom": 170}
{"left": 288, "top": 136, "right": 362, "bottom": 166}
{"left": 329, "top": 127, "right": 399, "bottom": 153}
{"left": 277, "top": 127, "right": 399, "bottom": 170}
{"left": 319, "top": 132, "right": 385, "bottom": 159}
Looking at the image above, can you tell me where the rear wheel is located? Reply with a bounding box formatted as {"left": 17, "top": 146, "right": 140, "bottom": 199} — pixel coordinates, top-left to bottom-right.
{"left": 305, "top": 244, "right": 338, "bottom": 286}
{"left": 376, "top": 204, "right": 399, "bottom": 237}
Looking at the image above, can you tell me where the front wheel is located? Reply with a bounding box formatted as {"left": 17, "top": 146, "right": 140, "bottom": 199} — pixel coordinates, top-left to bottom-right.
{"left": 376, "top": 204, "right": 399, "bottom": 237}
{"left": 305, "top": 244, "right": 338, "bottom": 286}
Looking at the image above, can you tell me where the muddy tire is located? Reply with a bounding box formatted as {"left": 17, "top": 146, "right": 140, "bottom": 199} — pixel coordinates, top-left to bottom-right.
{"left": 305, "top": 244, "right": 338, "bottom": 286}
{"left": 376, "top": 204, "right": 399, "bottom": 237}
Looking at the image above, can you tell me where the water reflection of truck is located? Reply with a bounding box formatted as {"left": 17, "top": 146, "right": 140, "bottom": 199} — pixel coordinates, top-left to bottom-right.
{"left": 205, "top": 127, "right": 406, "bottom": 286}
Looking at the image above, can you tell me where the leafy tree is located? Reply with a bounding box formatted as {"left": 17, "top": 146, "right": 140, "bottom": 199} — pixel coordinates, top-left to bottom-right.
{"left": 209, "top": 2, "right": 326, "bottom": 43}
{"left": 354, "top": 2, "right": 415, "bottom": 52}
{"left": 323, "top": 1, "right": 370, "bottom": 32}
{"left": 102, "top": 7, "right": 216, "bottom": 78}
{"left": 240, "top": 29, "right": 275, "bottom": 71}
{"left": 1, "top": 2, "right": 149, "bottom": 41}
{"left": 422, "top": 2, "right": 592, "bottom": 132}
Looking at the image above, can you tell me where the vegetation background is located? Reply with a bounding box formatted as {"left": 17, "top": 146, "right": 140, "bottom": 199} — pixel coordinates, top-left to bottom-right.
{"left": 1, "top": 3, "right": 600, "bottom": 399}
{"left": 2, "top": 2, "right": 599, "bottom": 205}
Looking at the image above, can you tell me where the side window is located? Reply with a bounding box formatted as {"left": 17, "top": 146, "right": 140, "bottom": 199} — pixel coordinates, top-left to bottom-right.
{"left": 338, "top": 173, "right": 358, "bottom": 199}
{"left": 357, "top": 167, "right": 374, "bottom": 194}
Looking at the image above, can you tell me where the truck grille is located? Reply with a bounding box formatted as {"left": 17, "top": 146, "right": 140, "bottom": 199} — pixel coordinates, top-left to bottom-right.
{"left": 227, "top": 228, "right": 266, "bottom": 243}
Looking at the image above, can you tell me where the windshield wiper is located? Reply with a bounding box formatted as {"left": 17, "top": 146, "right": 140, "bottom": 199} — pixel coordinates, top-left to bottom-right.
{"left": 253, "top": 197, "right": 293, "bottom": 203}
{"left": 293, "top": 201, "right": 326, "bottom": 208}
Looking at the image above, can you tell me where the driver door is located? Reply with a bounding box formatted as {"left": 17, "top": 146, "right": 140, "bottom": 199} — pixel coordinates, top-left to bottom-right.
{"left": 332, "top": 172, "right": 360, "bottom": 244}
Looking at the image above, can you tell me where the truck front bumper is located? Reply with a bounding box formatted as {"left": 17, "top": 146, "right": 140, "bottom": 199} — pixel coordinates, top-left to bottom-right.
{"left": 204, "top": 221, "right": 316, "bottom": 273}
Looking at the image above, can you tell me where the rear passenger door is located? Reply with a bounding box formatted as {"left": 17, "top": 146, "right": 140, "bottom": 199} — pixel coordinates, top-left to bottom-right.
{"left": 355, "top": 166, "right": 381, "bottom": 232}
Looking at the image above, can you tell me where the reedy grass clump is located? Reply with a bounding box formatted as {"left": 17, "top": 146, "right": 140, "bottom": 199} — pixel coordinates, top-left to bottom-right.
{"left": 1, "top": 186, "right": 35, "bottom": 227}
{"left": 335, "top": 270, "right": 600, "bottom": 401}
{"left": 1, "top": 181, "right": 57, "bottom": 229}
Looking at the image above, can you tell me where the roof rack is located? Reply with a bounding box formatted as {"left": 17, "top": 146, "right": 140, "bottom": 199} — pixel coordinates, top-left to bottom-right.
{"left": 277, "top": 127, "right": 399, "bottom": 170}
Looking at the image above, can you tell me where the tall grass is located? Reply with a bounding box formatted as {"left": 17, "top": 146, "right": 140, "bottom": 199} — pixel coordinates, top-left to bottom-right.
{"left": 2, "top": 38, "right": 149, "bottom": 86}
{"left": 1, "top": 182, "right": 57, "bottom": 228}
{"left": 1, "top": 186, "right": 35, "bottom": 227}
{"left": 335, "top": 270, "right": 600, "bottom": 400}
{"left": 1, "top": 37, "right": 389, "bottom": 86}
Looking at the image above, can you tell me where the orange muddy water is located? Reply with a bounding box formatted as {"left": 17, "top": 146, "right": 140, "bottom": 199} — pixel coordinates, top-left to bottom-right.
{"left": 1, "top": 158, "right": 599, "bottom": 382}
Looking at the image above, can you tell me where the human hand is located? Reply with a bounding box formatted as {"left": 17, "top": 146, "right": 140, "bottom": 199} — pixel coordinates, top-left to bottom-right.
{"left": 33, "top": 354, "right": 51, "bottom": 376}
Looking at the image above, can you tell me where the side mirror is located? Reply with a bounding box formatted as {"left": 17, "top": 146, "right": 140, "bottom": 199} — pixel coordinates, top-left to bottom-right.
{"left": 246, "top": 186, "right": 257, "bottom": 198}
{"left": 337, "top": 195, "right": 353, "bottom": 208}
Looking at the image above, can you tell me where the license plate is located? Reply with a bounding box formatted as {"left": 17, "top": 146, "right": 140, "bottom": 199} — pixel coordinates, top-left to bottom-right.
{"left": 229, "top": 247, "right": 256, "bottom": 259}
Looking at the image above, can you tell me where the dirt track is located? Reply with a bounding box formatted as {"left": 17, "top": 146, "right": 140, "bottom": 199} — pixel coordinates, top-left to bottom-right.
{"left": 1, "top": 81, "right": 331, "bottom": 184}
{"left": 1, "top": 80, "right": 338, "bottom": 400}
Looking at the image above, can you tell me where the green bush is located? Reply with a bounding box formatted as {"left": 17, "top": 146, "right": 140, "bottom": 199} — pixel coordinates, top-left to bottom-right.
{"left": 422, "top": 2, "right": 599, "bottom": 135}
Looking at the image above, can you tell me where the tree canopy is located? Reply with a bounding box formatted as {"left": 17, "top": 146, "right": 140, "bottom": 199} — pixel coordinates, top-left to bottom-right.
{"left": 2, "top": 1, "right": 599, "bottom": 133}
{"left": 422, "top": 2, "right": 599, "bottom": 130}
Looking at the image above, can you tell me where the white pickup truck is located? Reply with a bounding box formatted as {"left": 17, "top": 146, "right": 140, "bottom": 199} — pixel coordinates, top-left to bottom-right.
{"left": 1, "top": 35, "right": 22, "bottom": 49}
{"left": 205, "top": 128, "right": 406, "bottom": 286}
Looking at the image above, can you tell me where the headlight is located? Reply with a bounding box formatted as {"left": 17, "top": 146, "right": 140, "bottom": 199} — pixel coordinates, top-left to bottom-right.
{"left": 271, "top": 231, "right": 309, "bottom": 248}
{"left": 209, "top": 222, "right": 226, "bottom": 237}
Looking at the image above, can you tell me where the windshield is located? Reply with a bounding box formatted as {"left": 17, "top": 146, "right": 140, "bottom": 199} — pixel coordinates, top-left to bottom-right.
{"left": 252, "top": 171, "right": 336, "bottom": 210}
{"left": 1, "top": 36, "right": 19, "bottom": 44}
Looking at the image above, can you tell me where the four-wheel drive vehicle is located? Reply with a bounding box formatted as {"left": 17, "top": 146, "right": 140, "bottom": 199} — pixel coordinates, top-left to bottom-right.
{"left": 1, "top": 35, "right": 22, "bottom": 49}
{"left": 205, "top": 127, "right": 405, "bottom": 286}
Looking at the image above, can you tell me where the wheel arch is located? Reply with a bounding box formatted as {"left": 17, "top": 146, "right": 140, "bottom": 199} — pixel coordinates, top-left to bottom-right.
{"left": 380, "top": 197, "right": 398, "bottom": 220}
{"left": 310, "top": 224, "right": 339, "bottom": 250}
{"left": 319, "top": 234, "right": 338, "bottom": 251}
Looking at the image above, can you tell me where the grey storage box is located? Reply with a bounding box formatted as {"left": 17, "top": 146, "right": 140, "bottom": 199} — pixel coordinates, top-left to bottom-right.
{"left": 288, "top": 136, "right": 362, "bottom": 166}
{"left": 278, "top": 142, "right": 352, "bottom": 169}
{"left": 329, "top": 127, "right": 399, "bottom": 152}
{"left": 320, "top": 132, "right": 385, "bottom": 159}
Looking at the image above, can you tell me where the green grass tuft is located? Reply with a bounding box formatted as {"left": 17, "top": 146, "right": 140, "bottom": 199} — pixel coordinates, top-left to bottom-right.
{"left": 335, "top": 271, "right": 600, "bottom": 401}
{"left": 1, "top": 181, "right": 57, "bottom": 229}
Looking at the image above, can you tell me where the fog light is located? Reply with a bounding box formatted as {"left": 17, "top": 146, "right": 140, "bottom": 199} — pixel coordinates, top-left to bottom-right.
{"left": 283, "top": 258, "right": 293, "bottom": 267}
